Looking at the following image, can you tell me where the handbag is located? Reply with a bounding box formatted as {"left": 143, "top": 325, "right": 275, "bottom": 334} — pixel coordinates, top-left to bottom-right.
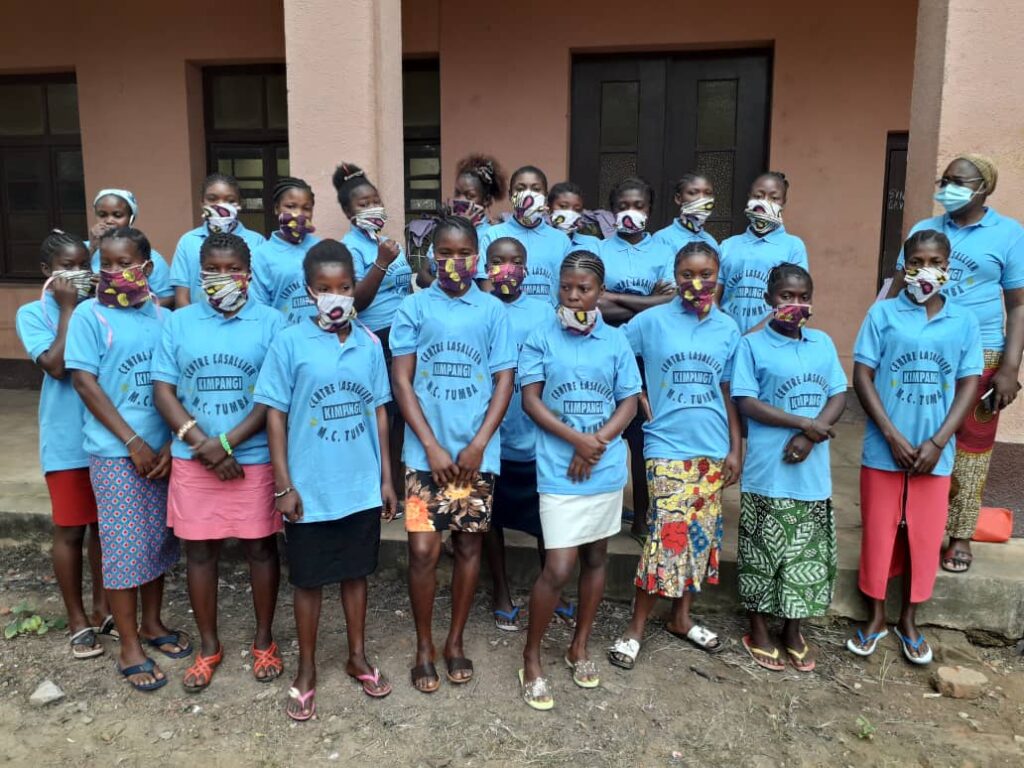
{"left": 971, "top": 507, "right": 1013, "bottom": 543}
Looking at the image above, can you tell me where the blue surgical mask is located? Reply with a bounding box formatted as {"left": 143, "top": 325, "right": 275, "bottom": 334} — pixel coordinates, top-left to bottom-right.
{"left": 934, "top": 183, "right": 980, "bottom": 214}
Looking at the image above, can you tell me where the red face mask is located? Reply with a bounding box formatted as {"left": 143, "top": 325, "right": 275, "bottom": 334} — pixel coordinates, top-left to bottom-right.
{"left": 677, "top": 278, "right": 716, "bottom": 318}
{"left": 772, "top": 303, "right": 813, "bottom": 331}
{"left": 97, "top": 265, "right": 151, "bottom": 308}
{"left": 488, "top": 263, "right": 526, "bottom": 297}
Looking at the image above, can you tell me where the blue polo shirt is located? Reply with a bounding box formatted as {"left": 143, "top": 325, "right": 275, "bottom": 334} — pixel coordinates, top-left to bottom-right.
{"left": 853, "top": 293, "right": 983, "bottom": 476}
{"left": 498, "top": 294, "right": 554, "bottom": 462}
{"left": 16, "top": 294, "right": 90, "bottom": 472}
{"left": 652, "top": 220, "right": 719, "bottom": 260}
{"left": 426, "top": 221, "right": 494, "bottom": 276}
{"left": 249, "top": 232, "right": 322, "bottom": 325}
{"left": 89, "top": 246, "right": 173, "bottom": 300}
{"left": 719, "top": 227, "right": 809, "bottom": 333}
{"left": 897, "top": 208, "right": 1024, "bottom": 351}
{"left": 152, "top": 300, "right": 284, "bottom": 464}
{"left": 390, "top": 282, "right": 516, "bottom": 475}
{"left": 598, "top": 234, "right": 676, "bottom": 296}
{"left": 342, "top": 228, "right": 412, "bottom": 332}
{"left": 169, "top": 223, "right": 267, "bottom": 304}
{"left": 478, "top": 220, "right": 570, "bottom": 305}
{"left": 254, "top": 322, "right": 391, "bottom": 523}
{"left": 65, "top": 299, "right": 169, "bottom": 458}
{"left": 519, "top": 314, "right": 642, "bottom": 495}
{"left": 569, "top": 232, "right": 603, "bottom": 253}
{"left": 731, "top": 325, "right": 847, "bottom": 501}
{"left": 623, "top": 300, "right": 740, "bottom": 461}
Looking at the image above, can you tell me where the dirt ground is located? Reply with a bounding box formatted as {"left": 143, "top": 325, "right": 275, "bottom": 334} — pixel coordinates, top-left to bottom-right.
{"left": 1, "top": 535, "right": 1022, "bottom": 768}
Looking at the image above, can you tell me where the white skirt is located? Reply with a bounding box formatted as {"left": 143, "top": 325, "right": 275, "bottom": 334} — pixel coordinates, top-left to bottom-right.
{"left": 538, "top": 489, "right": 623, "bottom": 549}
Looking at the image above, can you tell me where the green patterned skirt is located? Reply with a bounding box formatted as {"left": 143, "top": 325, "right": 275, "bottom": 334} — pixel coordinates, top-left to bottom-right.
{"left": 737, "top": 493, "right": 837, "bottom": 619}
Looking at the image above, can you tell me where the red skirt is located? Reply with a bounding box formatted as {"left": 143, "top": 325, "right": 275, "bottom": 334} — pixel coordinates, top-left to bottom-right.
{"left": 858, "top": 467, "right": 950, "bottom": 603}
{"left": 45, "top": 469, "right": 98, "bottom": 527}
{"left": 167, "top": 459, "right": 281, "bottom": 541}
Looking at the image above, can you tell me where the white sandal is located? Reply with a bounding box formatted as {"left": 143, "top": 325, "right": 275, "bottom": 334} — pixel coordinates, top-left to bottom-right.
{"left": 607, "top": 637, "right": 641, "bottom": 670}
{"left": 668, "top": 624, "right": 724, "bottom": 654}
{"left": 518, "top": 669, "right": 554, "bottom": 711}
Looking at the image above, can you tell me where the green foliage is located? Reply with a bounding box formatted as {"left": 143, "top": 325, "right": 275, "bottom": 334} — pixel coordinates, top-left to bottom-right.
{"left": 3, "top": 601, "right": 66, "bottom": 640}
{"left": 855, "top": 714, "right": 877, "bottom": 741}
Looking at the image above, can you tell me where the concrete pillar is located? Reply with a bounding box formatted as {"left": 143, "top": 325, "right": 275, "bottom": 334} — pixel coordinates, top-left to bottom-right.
{"left": 283, "top": 0, "right": 405, "bottom": 239}
{"left": 905, "top": 0, "right": 1024, "bottom": 442}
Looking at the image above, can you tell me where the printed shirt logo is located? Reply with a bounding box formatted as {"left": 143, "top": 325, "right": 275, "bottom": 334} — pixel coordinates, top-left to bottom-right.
{"left": 725, "top": 267, "right": 771, "bottom": 318}
{"left": 181, "top": 352, "right": 260, "bottom": 418}
{"left": 548, "top": 378, "right": 614, "bottom": 433}
{"left": 658, "top": 351, "right": 723, "bottom": 407}
{"left": 307, "top": 380, "right": 374, "bottom": 443}
{"left": 117, "top": 350, "right": 154, "bottom": 407}
{"left": 280, "top": 280, "right": 316, "bottom": 325}
{"left": 888, "top": 349, "right": 953, "bottom": 406}
{"left": 419, "top": 340, "right": 485, "bottom": 402}
{"left": 773, "top": 371, "right": 831, "bottom": 414}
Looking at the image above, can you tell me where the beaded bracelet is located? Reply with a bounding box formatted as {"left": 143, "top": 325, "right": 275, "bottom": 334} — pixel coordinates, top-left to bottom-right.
{"left": 176, "top": 418, "right": 197, "bottom": 441}
{"left": 219, "top": 432, "right": 233, "bottom": 456}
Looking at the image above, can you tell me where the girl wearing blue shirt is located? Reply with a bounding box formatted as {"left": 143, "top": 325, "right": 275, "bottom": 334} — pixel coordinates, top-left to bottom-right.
{"left": 609, "top": 242, "right": 741, "bottom": 671}
{"left": 718, "top": 172, "right": 809, "bottom": 333}
{"left": 518, "top": 252, "right": 642, "bottom": 710}
{"left": 391, "top": 217, "right": 515, "bottom": 694}
{"left": 652, "top": 173, "right": 720, "bottom": 256}
{"left": 548, "top": 181, "right": 603, "bottom": 253}
{"left": 477, "top": 166, "right": 570, "bottom": 302}
{"left": 250, "top": 177, "right": 321, "bottom": 326}
{"left": 888, "top": 155, "right": 1024, "bottom": 574}
{"left": 169, "top": 173, "right": 266, "bottom": 307}
{"left": 850, "top": 231, "right": 981, "bottom": 665}
{"left": 16, "top": 230, "right": 109, "bottom": 660}
{"left": 731, "top": 264, "right": 847, "bottom": 673}
{"left": 256, "top": 241, "right": 397, "bottom": 720}
{"left": 153, "top": 233, "right": 285, "bottom": 692}
{"left": 66, "top": 228, "right": 189, "bottom": 693}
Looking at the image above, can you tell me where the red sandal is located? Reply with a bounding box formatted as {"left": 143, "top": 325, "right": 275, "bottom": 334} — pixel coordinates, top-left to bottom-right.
{"left": 182, "top": 645, "right": 223, "bottom": 692}
{"left": 252, "top": 641, "right": 283, "bottom": 682}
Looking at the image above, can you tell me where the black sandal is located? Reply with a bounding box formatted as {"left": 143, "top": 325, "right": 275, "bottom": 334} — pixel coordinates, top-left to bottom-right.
{"left": 410, "top": 662, "right": 440, "bottom": 693}
{"left": 445, "top": 656, "right": 474, "bottom": 684}
{"left": 941, "top": 548, "right": 973, "bottom": 573}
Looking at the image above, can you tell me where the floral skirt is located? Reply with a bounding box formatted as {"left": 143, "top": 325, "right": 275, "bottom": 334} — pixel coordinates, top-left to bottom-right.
{"left": 737, "top": 493, "right": 836, "bottom": 619}
{"left": 634, "top": 458, "right": 724, "bottom": 598}
{"left": 404, "top": 469, "right": 495, "bottom": 533}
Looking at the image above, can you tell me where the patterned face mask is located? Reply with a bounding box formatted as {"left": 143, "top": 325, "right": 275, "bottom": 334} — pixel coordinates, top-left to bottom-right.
{"left": 677, "top": 278, "right": 717, "bottom": 318}
{"left": 556, "top": 304, "right": 599, "bottom": 336}
{"left": 97, "top": 265, "right": 151, "bottom": 308}
{"left": 201, "top": 271, "right": 249, "bottom": 313}
{"left": 745, "top": 198, "right": 784, "bottom": 235}
{"left": 549, "top": 208, "right": 582, "bottom": 234}
{"left": 436, "top": 256, "right": 478, "bottom": 293}
{"left": 309, "top": 290, "right": 356, "bottom": 333}
{"left": 278, "top": 212, "right": 315, "bottom": 244}
{"left": 488, "top": 263, "right": 526, "bottom": 297}
{"left": 904, "top": 266, "right": 949, "bottom": 304}
{"left": 679, "top": 197, "right": 715, "bottom": 233}
{"left": 771, "top": 303, "right": 813, "bottom": 332}
{"left": 446, "top": 199, "right": 487, "bottom": 227}
{"left": 49, "top": 269, "right": 95, "bottom": 300}
{"left": 203, "top": 203, "right": 240, "bottom": 234}
{"left": 353, "top": 206, "right": 388, "bottom": 239}
{"left": 615, "top": 209, "right": 648, "bottom": 235}
{"left": 511, "top": 190, "right": 547, "bottom": 228}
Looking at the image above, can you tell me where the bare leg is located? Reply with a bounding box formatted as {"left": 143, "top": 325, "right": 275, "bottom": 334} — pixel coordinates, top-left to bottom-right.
{"left": 407, "top": 531, "right": 441, "bottom": 689}
{"left": 286, "top": 585, "right": 321, "bottom": 718}
{"left": 523, "top": 547, "right": 577, "bottom": 681}
{"left": 484, "top": 526, "right": 515, "bottom": 616}
{"left": 86, "top": 523, "right": 108, "bottom": 621}
{"left": 623, "top": 588, "right": 659, "bottom": 643}
{"left": 185, "top": 540, "right": 222, "bottom": 657}
{"left": 567, "top": 538, "right": 608, "bottom": 670}
{"left": 241, "top": 535, "right": 280, "bottom": 654}
{"left": 51, "top": 524, "right": 89, "bottom": 635}
{"left": 445, "top": 531, "right": 483, "bottom": 680}
{"left": 109, "top": 584, "right": 164, "bottom": 687}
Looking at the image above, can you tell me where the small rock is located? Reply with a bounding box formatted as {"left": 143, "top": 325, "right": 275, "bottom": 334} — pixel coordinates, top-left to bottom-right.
{"left": 328, "top": 754, "right": 339, "bottom": 762}
{"left": 933, "top": 666, "right": 989, "bottom": 700}
{"left": 1013, "top": 734, "right": 1024, "bottom": 744}
{"left": 30, "top": 680, "right": 65, "bottom": 707}
{"left": 81, "top": 715, "right": 94, "bottom": 725}
{"left": 159, "top": 730, "right": 173, "bottom": 740}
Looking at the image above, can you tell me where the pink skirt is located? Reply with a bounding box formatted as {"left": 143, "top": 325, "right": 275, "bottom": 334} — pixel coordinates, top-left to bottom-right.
{"left": 858, "top": 467, "right": 950, "bottom": 603}
{"left": 168, "top": 458, "right": 281, "bottom": 541}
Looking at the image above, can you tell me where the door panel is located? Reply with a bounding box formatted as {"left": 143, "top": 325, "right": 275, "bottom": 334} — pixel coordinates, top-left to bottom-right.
{"left": 877, "top": 132, "right": 908, "bottom": 288}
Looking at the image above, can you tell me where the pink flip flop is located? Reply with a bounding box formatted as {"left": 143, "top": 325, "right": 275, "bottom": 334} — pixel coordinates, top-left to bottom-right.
{"left": 352, "top": 667, "right": 392, "bottom": 698}
{"left": 286, "top": 686, "right": 316, "bottom": 721}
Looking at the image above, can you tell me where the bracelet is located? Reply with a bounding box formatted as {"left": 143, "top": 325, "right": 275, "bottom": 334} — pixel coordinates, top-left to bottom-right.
{"left": 218, "top": 432, "right": 233, "bottom": 455}
{"left": 176, "top": 418, "right": 197, "bottom": 441}
{"left": 929, "top": 437, "right": 944, "bottom": 450}
{"left": 273, "top": 487, "right": 294, "bottom": 499}
{"left": 125, "top": 433, "right": 142, "bottom": 449}
{"left": 372, "top": 260, "right": 388, "bottom": 273}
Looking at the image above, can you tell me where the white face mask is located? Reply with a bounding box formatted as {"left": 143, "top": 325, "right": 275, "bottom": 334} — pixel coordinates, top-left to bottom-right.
{"left": 202, "top": 202, "right": 240, "bottom": 234}
{"left": 904, "top": 266, "right": 949, "bottom": 304}
{"left": 309, "top": 290, "right": 357, "bottom": 332}
{"left": 549, "top": 208, "right": 583, "bottom": 234}
{"left": 615, "top": 209, "right": 647, "bottom": 235}
{"left": 511, "top": 190, "right": 547, "bottom": 227}
{"left": 50, "top": 268, "right": 95, "bottom": 299}
{"left": 353, "top": 206, "right": 388, "bottom": 238}
{"left": 556, "top": 304, "right": 599, "bottom": 335}
{"left": 745, "top": 198, "right": 784, "bottom": 235}
{"left": 679, "top": 196, "right": 715, "bottom": 232}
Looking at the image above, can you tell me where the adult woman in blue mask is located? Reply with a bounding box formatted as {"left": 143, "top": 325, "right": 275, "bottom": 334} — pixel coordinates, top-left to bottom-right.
{"left": 888, "top": 154, "right": 1024, "bottom": 573}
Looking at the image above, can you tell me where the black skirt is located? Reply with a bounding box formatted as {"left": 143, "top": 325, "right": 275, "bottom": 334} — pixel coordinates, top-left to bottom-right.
{"left": 284, "top": 507, "right": 382, "bottom": 588}
{"left": 491, "top": 459, "right": 542, "bottom": 538}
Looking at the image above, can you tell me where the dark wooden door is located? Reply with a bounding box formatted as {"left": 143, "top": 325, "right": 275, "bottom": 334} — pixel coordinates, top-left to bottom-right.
{"left": 571, "top": 51, "right": 771, "bottom": 239}
{"left": 877, "top": 132, "right": 908, "bottom": 289}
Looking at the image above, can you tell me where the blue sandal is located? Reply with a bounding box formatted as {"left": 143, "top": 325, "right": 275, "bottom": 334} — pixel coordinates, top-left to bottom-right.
{"left": 554, "top": 602, "right": 577, "bottom": 628}
{"left": 144, "top": 629, "right": 193, "bottom": 659}
{"left": 494, "top": 605, "right": 521, "bottom": 632}
{"left": 118, "top": 657, "right": 168, "bottom": 692}
{"left": 846, "top": 628, "right": 889, "bottom": 657}
{"left": 893, "top": 627, "right": 933, "bottom": 665}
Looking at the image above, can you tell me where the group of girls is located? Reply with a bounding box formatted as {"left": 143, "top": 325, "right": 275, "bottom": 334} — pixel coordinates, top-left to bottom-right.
{"left": 15, "top": 150, "right": 1021, "bottom": 717}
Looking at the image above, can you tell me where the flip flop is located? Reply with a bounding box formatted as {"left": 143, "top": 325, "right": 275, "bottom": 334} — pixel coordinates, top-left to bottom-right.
{"left": 252, "top": 642, "right": 283, "bottom": 682}
{"left": 564, "top": 656, "right": 600, "bottom": 689}
{"left": 350, "top": 667, "right": 392, "bottom": 698}
{"left": 144, "top": 629, "right": 193, "bottom": 659}
{"left": 846, "top": 628, "right": 889, "bottom": 657}
{"left": 554, "top": 602, "right": 577, "bottom": 628}
{"left": 607, "top": 637, "right": 641, "bottom": 670}
{"left": 742, "top": 634, "right": 785, "bottom": 672}
{"left": 785, "top": 636, "right": 816, "bottom": 672}
{"left": 182, "top": 645, "right": 223, "bottom": 692}
{"left": 95, "top": 615, "right": 119, "bottom": 639}
{"left": 494, "top": 605, "right": 522, "bottom": 632}
{"left": 667, "top": 624, "right": 725, "bottom": 654}
{"left": 410, "top": 662, "right": 440, "bottom": 693}
{"left": 445, "top": 656, "right": 474, "bottom": 684}
{"left": 70, "top": 627, "right": 105, "bottom": 660}
{"left": 893, "top": 627, "right": 933, "bottom": 665}
{"left": 286, "top": 686, "right": 316, "bottom": 721}
{"left": 518, "top": 669, "right": 554, "bottom": 711}
{"left": 118, "top": 656, "right": 167, "bottom": 692}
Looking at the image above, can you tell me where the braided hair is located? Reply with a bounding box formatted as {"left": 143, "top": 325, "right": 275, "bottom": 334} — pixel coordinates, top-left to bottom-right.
{"left": 766, "top": 262, "right": 812, "bottom": 295}
{"left": 200, "top": 232, "right": 251, "bottom": 267}
{"left": 509, "top": 165, "right": 549, "bottom": 197}
{"left": 331, "top": 162, "right": 376, "bottom": 214}
{"left": 431, "top": 215, "right": 479, "bottom": 252}
{"left": 40, "top": 229, "right": 87, "bottom": 265}
{"left": 303, "top": 239, "right": 355, "bottom": 284}
{"left": 609, "top": 177, "right": 654, "bottom": 210}
{"left": 903, "top": 229, "right": 951, "bottom": 260}
{"left": 272, "top": 176, "right": 314, "bottom": 204}
{"left": 753, "top": 170, "right": 789, "bottom": 193}
{"left": 561, "top": 249, "right": 605, "bottom": 285}
{"left": 201, "top": 172, "right": 241, "bottom": 199}
{"left": 455, "top": 154, "right": 505, "bottom": 202}
{"left": 99, "top": 227, "right": 152, "bottom": 261}
{"left": 674, "top": 240, "right": 720, "bottom": 269}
